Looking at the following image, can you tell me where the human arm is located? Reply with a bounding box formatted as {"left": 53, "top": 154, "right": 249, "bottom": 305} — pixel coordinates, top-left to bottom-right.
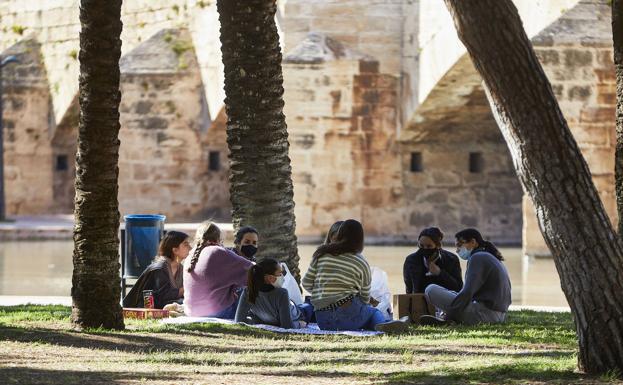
{"left": 447, "top": 254, "right": 488, "bottom": 319}
{"left": 301, "top": 258, "right": 317, "bottom": 293}
{"left": 218, "top": 248, "right": 254, "bottom": 288}
{"left": 434, "top": 251, "right": 464, "bottom": 292}
{"left": 234, "top": 288, "right": 252, "bottom": 323}
{"left": 358, "top": 258, "right": 372, "bottom": 304}
{"left": 150, "top": 269, "right": 183, "bottom": 309}
{"left": 403, "top": 252, "right": 426, "bottom": 293}
{"left": 276, "top": 289, "right": 296, "bottom": 329}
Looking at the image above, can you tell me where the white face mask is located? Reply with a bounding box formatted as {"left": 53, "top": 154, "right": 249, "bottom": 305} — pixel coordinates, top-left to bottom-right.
{"left": 273, "top": 275, "right": 285, "bottom": 288}
{"left": 457, "top": 246, "right": 472, "bottom": 261}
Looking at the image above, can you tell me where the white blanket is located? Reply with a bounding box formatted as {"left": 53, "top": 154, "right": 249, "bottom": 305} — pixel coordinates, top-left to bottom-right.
{"left": 161, "top": 316, "right": 382, "bottom": 336}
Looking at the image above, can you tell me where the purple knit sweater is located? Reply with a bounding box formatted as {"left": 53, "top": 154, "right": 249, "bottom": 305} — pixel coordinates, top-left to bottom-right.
{"left": 183, "top": 245, "right": 253, "bottom": 317}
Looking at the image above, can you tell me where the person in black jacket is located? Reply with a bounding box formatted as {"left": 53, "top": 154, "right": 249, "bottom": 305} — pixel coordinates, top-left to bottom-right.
{"left": 123, "top": 231, "right": 191, "bottom": 309}
{"left": 403, "top": 227, "right": 463, "bottom": 294}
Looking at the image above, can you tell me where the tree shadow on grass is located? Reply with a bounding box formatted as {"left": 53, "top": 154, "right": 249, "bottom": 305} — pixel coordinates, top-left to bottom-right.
{"left": 0, "top": 367, "right": 182, "bottom": 385}
{"left": 380, "top": 362, "right": 585, "bottom": 385}
{"left": 0, "top": 324, "right": 248, "bottom": 354}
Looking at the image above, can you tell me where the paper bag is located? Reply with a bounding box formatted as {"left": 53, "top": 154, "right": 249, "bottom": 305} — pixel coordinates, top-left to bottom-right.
{"left": 393, "top": 294, "right": 435, "bottom": 324}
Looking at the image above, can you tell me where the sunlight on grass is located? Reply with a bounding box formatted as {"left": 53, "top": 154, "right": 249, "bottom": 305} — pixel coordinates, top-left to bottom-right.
{"left": 0, "top": 306, "right": 617, "bottom": 384}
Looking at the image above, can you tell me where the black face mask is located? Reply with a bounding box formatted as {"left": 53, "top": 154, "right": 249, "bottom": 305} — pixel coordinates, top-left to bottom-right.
{"left": 418, "top": 248, "right": 437, "bottom": 258}
{"left": 240, "top": 245, "right": 258, "bottom": 259}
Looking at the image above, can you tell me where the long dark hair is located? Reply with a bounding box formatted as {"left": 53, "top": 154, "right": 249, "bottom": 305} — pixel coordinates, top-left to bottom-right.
{"left": 324, "top": 221, "right": 344, "bottom": 244}
{"left": 418, "top": 227, "right": 443, "bottom": 247}
{"left": 157, "top": 231, "right": 189, "bottom": 261}
{"left": 455, "top": 228, "right": 503, "bottom": 261}
{"left": 247, "top": 258, "right": 280, "bottom": 304}
{"left": 187, "top": 221, "right": 221, "bottom": 272}
{"left": 312, "top": 219, "right": 364, "bottom": 259}
{"left": 234, "top": 226, "right": 258, "bottom": 246}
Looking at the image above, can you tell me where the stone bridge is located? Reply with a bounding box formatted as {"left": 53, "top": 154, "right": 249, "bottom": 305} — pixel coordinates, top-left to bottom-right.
{"left": 0, "top": 0, "right": 616, "bottom": 253}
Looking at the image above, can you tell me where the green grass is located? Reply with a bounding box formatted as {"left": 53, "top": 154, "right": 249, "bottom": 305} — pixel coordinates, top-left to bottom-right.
{"left": 0, "top": 306, "right": 619, "bottom": 384}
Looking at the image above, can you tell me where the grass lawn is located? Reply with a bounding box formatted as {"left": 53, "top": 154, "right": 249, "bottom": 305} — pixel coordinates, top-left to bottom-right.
{"left": 1, "top": 305, "right": 621, "bottom": 384}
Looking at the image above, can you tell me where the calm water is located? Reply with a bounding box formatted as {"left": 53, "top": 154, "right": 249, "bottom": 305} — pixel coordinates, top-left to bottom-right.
{"left": 0, "top": 241, "right": 568, "bottom": 307}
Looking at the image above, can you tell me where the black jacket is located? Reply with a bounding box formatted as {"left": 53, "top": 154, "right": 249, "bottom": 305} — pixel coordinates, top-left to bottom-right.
{"left": 122, "top": 259, "right": 181, "bottom": 309}
{"left": 403, "top": 249, "right": 463, "bottom": 293}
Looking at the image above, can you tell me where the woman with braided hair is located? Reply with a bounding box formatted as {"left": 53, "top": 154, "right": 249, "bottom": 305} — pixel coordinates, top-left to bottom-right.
{"left": 183, "top": 221, "right": 253, "bottom": 318}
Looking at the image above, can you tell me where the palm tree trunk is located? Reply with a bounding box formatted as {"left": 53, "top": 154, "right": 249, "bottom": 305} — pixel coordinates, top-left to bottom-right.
{"left": 71, "top": 0, "right": 124, "bottom": 330}
{"left": 444, "top": 0, "right": 623, "bottom": 374}
{"left": 613, "top": 0, "right": 623, "bottom": 236}
{"left": 217, "top": 0, "right": 300, "bottom": 279}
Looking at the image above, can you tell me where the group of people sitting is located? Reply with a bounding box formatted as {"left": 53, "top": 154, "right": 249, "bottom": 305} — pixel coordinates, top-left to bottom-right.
{"left": 123, "top": 219, "right": 511, "bottom": 332}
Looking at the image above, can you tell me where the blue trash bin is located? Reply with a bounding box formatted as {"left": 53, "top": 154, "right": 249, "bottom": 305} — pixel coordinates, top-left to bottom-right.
{"left": 123, "top": 214, "right": 166, "bottom": 278}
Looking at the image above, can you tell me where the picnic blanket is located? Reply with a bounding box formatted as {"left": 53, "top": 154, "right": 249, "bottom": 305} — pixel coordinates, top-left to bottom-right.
{"left": 161, "top": 316, "right": 382, "bottom": 336}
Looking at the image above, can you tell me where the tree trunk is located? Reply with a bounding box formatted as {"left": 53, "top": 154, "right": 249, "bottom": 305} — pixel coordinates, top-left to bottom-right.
{"left": 71, "top": 0, "right": 124, "bottom": 330}
{"left": 217, "top": 0, "right": 300, "bottom": 279}
{"left": 444, "top": 0, "right": 623, "bottom": 374}
{"left": 614, "top": 0, "right": 623, "bottom": 236}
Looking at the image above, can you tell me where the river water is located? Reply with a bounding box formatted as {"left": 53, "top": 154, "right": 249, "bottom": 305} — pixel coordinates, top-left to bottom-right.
{"left": 0, "top": 241, "right": 568, "bottom": 307}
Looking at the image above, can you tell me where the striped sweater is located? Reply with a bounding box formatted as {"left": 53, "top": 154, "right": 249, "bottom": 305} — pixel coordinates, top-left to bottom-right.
{"left": 302, "top": 252, "right": 371, "bottom": 309}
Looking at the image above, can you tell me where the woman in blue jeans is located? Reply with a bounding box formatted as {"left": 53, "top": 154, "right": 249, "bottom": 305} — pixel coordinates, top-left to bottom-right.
{"left": 302, "top": 219, "right": 409, "bottom": 333}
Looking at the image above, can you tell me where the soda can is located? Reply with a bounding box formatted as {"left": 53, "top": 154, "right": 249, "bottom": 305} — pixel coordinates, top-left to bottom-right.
{"left": 143, "top": 290, "right": 155, "bottom": 309}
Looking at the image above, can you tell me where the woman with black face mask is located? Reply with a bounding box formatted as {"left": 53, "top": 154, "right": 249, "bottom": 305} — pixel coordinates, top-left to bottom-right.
{"left": 403, "top": 227, "right": 463, "bottom": 294}
{"left": 233, "top": 226, "right": 259, "bottom": 261}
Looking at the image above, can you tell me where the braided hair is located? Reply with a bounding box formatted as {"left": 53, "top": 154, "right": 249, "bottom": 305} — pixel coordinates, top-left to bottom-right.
{"left": 187, "top": 221, "right": 222, "bottom": 272}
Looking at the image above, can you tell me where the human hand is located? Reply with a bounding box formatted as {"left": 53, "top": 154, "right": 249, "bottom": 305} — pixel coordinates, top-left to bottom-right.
{"left": 428, "top": 259, "right": 441, "bottom": 276}
{"left": 178, "top": 287, "right": 184, "bottom": 297}
{"left": 299, "top": 321, "right": 307, "bottom": 328}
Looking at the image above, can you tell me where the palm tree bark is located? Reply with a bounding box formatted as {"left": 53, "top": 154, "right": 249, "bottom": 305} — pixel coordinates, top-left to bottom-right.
{"left": 445, "top": 0, "right": 623, "bottom": 374}
{"left": 614, "top": 0, "right": 623, "bottom": 236}
{"left": 217, "top": 0, "right": 300, "bottom": 279}
{"left": 71, "top": 0, "right": 124, "bottom": 329}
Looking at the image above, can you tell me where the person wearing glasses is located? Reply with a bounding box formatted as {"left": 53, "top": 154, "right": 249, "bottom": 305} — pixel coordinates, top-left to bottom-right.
{"left": 403, "top": 227, "right": 463, "bottom": 294}
{"left": 235, "top": 258, "right": 313, "bottom": 329}
{"left": 421, "top": 228, "right": 511, "bottom": 325}
{"left": 123, "top": 231, "right": 191, "bottom": 309}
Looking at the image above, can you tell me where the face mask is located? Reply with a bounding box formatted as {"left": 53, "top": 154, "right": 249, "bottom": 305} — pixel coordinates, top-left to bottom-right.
{"left": 273, "top": 275, "right": 285, "bottom": 288}
{"left": 457, "top": 246, "right": 471, "bottom": 261}
{"left": 240, "top": 245, "right": 257, "bottom": 258}
{"left": 419, "top": 248, "right": 437, "bottom": 258}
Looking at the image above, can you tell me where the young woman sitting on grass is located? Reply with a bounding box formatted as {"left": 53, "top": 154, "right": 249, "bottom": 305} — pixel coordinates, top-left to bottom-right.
{"left": 183, "top": 221, "right": 253, "bottom": 319}
{"left": 403, "top": 227, "right": 463, "bottom": 294}
{"left": 235, "top": 258, "right": 313, "bottom": 329}
{"left": 422, "top": 228, "right": 511, "bottom": 326}
{"left": 123, "top": 231, "right": 191, "bottom": 309}
{"left": 302, "top": 219, "right": 409, "bottom": 333}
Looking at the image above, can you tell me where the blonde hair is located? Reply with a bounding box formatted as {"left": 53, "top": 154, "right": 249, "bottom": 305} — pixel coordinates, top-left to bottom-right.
{"left": 187, "top": 221, "right": 222, "bottom": 272}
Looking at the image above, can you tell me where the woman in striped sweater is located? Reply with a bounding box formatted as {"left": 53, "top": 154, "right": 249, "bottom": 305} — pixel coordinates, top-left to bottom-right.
{"left": 302, "top": 219, "right": 409, "bottom": 333}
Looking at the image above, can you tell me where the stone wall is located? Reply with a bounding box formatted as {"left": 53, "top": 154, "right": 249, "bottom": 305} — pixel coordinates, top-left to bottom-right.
{"left": 2, "top": 39, "right": 55, "bottom": 214}
{"left": 522, "top": 1, "right": 616, "bottom": 255}
{"left": 282, "top": 0, "right": 404, "bottom": 75}
{"left": 283, "top": 34, "right": 403, "bottom": 240}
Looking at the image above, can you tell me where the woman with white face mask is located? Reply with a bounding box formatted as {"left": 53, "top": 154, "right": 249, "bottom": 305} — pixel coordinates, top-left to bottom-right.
{"left": 235, "top": 258, "right": 313, "bottom": 328}
{"left": 421, "top": 228, "right": 511, "bottom": 326}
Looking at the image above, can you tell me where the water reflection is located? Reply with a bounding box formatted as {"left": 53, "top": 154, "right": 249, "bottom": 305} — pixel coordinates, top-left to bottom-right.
{"left": 0, "top": 241, "right": 568, "bottom": 307}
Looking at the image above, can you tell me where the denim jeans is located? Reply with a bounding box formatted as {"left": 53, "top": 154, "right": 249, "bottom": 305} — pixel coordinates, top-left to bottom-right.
{"left": 315, "top": 297, "right": 386, "bottom": 331}
{"left": 424, "top": 284, "right": 506, "bottom": 325}
{"left": 210, "top": 288, "right": 243, "bottom": 320}
{"left": 296, "top": 302, "right": 315, "bottom": 323}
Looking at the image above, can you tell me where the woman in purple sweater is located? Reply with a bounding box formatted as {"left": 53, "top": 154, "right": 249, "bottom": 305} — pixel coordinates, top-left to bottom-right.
{"left": 183, "top": 222, "right": 253, "bottom": 318}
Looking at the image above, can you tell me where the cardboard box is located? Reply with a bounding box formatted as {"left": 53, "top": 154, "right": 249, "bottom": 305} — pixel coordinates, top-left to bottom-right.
{"left": 393, "top": 294, "right": 435, "bottom": 324}
{"left": 123, "top": 308, "right": 170, "bottom": 319}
